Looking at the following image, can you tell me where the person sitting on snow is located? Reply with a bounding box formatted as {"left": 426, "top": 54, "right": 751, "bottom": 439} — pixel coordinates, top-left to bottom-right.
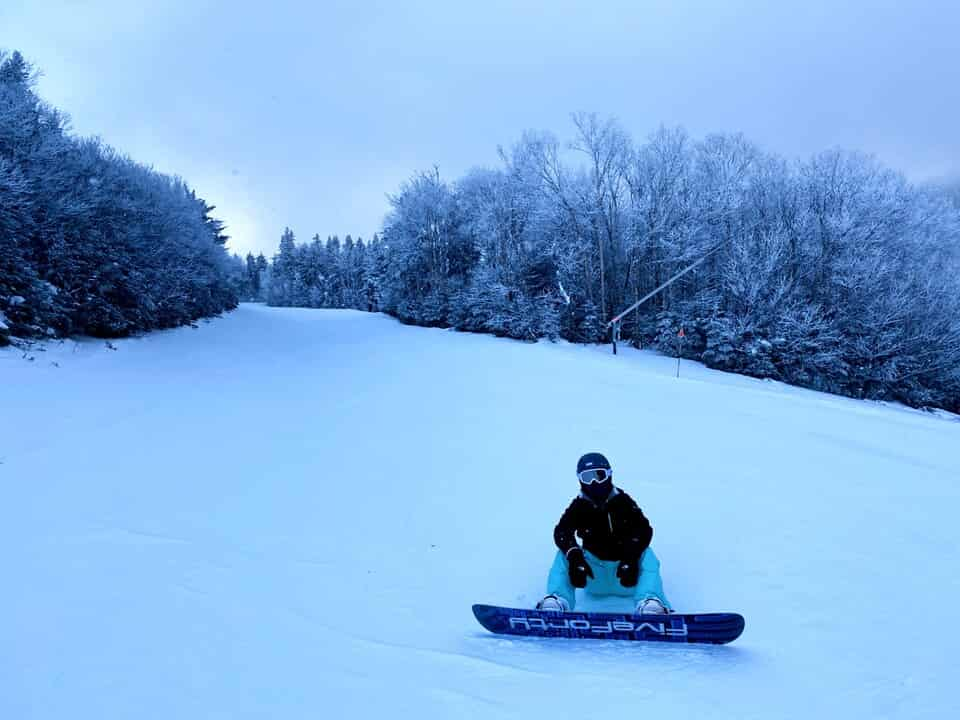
{"left": 537, "top": 452, "right": 672, "bottom": 615}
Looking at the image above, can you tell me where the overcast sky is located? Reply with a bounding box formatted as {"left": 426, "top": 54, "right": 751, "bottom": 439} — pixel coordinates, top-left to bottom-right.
{"left": 4, "top": 1, "right": 958, "bottom": 257}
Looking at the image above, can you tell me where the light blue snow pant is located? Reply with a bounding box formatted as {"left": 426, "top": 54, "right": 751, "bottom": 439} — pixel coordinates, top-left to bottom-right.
{"left": 546, "top": 547, "right": 672, "bottom": 611}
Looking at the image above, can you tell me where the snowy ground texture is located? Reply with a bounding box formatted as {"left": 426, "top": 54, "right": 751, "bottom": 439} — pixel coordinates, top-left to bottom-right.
{"left": 3, "top": 303, "right": 960, "bottom": 719}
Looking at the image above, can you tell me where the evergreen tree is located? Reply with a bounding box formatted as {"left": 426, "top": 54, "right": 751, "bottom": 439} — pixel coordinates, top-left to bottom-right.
{"left": 267, "top": 228, "right": 297, "bottom": 306}
{"left": 0, "top": 50, "right": 237, "bottom": 340}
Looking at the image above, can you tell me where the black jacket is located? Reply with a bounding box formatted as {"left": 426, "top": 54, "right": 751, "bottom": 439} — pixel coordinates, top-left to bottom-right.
{"left": 553, "top": 488, "right": 653, "bottom": 562}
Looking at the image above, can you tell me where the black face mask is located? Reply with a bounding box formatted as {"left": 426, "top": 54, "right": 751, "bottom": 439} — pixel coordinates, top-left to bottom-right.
{"left": 580, "top": 479, "right": 613, "bottom": 503}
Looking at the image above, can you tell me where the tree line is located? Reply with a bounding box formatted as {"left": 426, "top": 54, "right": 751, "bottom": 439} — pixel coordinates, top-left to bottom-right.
{"left": 263, "top": 228, "right": 388, "bottom": 311}
{"left": 265, "top": 114, "right": 960, "bottom": 412}
{"left": 0, "top": 50, "right": 239, "bottom": 346}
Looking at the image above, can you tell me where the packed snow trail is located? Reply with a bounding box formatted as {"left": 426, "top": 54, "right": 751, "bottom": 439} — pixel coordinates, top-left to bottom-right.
{"left": 2, "top": 304, "right": 959, "bottom": 719}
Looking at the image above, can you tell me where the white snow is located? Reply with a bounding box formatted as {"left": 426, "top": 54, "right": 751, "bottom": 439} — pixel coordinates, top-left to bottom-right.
{"left": 2, "top": 303, "right": 959, "bottom": 719}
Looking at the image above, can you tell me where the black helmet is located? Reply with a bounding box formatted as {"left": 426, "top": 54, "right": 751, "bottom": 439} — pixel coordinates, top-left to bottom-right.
{"left": 577, "top": 452, "right": 613, "bottom": 503}
{"left": 577, "top": 452, "right": 611, "bottom": 475}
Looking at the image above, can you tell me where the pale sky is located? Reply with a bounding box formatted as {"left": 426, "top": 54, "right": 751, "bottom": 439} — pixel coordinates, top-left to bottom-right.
{"left": 3, "top": 1, "right": 958, "bottom": 257}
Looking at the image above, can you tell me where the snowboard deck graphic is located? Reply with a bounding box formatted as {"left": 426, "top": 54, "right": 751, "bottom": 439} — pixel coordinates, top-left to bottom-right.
{"left": 472, "top": 604, "right": 744, "bottom": 644}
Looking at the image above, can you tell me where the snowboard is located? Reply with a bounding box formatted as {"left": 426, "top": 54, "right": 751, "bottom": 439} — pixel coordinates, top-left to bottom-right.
{"left": 472, "top": 604, "right": 744, "bottom": 645}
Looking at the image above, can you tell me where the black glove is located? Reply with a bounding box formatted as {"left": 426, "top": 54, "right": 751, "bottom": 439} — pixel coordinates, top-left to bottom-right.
{"left": 566, "top": 547, "right": 594, "bottom": 588}
{"left": 616, "top": 558, "right": 639, "bottom": 587}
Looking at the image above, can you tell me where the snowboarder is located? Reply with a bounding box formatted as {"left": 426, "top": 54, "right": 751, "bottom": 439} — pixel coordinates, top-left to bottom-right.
{"left": 537, "top": 452, "right": 672, "bottom": 615}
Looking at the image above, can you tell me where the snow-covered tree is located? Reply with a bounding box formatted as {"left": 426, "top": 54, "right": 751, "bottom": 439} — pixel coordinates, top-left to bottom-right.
{"left": 0, "top": 50, "right": 237, "bottom": 340}
{"left": 262, "top": 116, "right": 960, "bottom": 412}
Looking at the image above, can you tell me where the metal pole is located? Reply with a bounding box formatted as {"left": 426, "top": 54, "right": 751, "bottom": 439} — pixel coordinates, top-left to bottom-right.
{"left": 676, "top": 327, "right": 685, "bottom": 378}
{"left": 606, "top": 243, "right": 725, "bottom": 355}
{"left": 607, "top": 249, "right": 717, "bottom": 329}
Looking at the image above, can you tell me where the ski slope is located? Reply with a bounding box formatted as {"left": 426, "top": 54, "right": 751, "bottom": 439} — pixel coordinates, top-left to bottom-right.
{"left": 3, "top": 303, "right": 959, "bottom": 719}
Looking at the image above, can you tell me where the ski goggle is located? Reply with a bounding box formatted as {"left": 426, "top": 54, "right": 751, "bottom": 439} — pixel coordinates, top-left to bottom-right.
{"left": 578, "top": 468, "right": 610, "bottom": 484}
